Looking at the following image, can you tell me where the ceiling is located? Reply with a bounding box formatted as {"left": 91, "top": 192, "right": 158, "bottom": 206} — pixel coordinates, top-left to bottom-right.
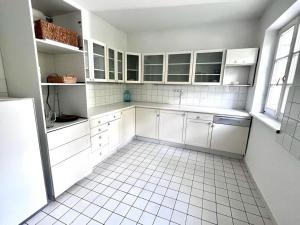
{"left": 72, "top": 0, "right": 273, "bottom": 32}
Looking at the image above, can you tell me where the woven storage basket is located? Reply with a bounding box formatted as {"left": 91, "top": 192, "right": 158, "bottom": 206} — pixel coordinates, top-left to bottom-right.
{"left": 47, "top": 74, "right": 78, "bottom": 84}
{"left": 34, "top": 20, "right": 78, "bottom": 47}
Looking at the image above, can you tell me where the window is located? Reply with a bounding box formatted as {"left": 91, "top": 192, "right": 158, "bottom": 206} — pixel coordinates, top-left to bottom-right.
{"left": 265, "top": 18, "right": 300, "bottom": 119}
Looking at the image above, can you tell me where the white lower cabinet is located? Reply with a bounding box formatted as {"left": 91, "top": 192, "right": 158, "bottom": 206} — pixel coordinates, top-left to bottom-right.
{"left": 120, "top": 108, "right": 135, "bottom": 146}
{"left": 185, "top": 119, "right": 212, "bottom": 148}
{"left": 108, "top": 118, "right": 121, "bottom": 153}
{"left": 47, "top": 121, "right": 91, "bottom": 197}
{"left": 52, "top": 149, "right": 90, "bottom": 197}
{"left": 211, "top": 124, "right": 249, "bottom": 154}
{"left": 136, "top": 107, "right": 159, "bottom": 139}
{"left": 159, "top": 110, "right": 186, "bottom": 143}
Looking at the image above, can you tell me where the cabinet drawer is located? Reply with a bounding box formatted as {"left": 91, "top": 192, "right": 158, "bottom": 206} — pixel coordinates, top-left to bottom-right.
{"left": 91, "top": 131, "right": 109, "bottom": 151}
{"left": 47, "top": 121, "right": 90, "bottom": 150}
{"left": 49, "top": 135, "right": 91, "bottom": 166}
{"left": 90, "top": 146, "right": 109, "bottom": 167}
{"left": 108, "top": 112, "right": 121, "bottom": 121}
{"left": 187, "top": 112, "right": 213, "bottom": 121}
{"left": 90, "top": 116, "right": 109, "bottom": 128}
{"left": 52, "top": 149, "right": 90, "bottom": 197}
{"left": 91, "top": 123, "right": 109, "bottom": 137}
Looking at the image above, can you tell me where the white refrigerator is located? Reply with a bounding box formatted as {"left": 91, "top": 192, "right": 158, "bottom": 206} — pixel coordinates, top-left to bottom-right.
{"left": 0, "top": 98, "right": 47, "bottom": 225}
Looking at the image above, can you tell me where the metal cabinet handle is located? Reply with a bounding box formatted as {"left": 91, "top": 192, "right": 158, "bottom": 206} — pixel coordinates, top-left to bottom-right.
{"left": 99, "top": 136, "right": 101, "bottom": 139}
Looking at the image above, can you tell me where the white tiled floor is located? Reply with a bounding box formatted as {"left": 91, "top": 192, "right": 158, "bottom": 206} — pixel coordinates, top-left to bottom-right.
{"left": 23, "top": 140, "right": 273, "bottom": 225}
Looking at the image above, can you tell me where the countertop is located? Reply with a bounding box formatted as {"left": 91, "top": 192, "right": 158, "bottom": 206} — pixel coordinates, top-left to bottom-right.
{"left": 88, "top": 102, "right": 250, "bottom": 119}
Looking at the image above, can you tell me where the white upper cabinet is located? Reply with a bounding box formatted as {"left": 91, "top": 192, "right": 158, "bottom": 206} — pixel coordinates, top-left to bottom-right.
{"left": 117, "top": 51, "right": 125, "bottom": 83}
{"left": 125, "top": 52, "right": 142, "bottom": 83}
{"left": 165, "top": 52, "right": 193, "bottom": 84}
{"left": 107, "top": 47, "right": 116, "bottom": 82}
{"left": 192, "top": 50, "right": 225, "bottom": 85}
{"left": 91, "top": 40, "right": 107, "bottom": 82}
{"left": 225, "top": 48, "right": 259, "bottom": 66}
{"left": 142, "top": 53, "right": 165, "bottom": 84}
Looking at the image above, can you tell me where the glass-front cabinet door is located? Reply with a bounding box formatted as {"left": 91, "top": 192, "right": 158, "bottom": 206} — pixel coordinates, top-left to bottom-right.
{"left": 143, "top": 53, "right": 165, "bottom": 83}
{"left": 192, "top": 50, "right": 224, "bottom": 85}
{"left": 92, "top": 40, "right": 107, "bottom": 81}
{"left": 125, "top": 52, "right": 141, "bottom": 83}
{"left": 107, "top": 48, "right": 116, "bottom": 82}
{"left": 83, "top": 39, "right": 91, "bottom": 81}
{"left": 165, "top": 52, "right": 193, "bottom": 84}
{"left": 117, "top": 51, "right": 124, "bottom": 82}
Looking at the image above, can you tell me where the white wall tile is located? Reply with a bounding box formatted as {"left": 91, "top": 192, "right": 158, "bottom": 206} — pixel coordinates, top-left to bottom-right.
{"left": 127, "top": 84, "right": 248, "bottom": 109}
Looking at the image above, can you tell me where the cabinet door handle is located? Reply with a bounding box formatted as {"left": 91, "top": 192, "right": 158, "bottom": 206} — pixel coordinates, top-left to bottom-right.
{"left": 98, "top": 121, "right": 101, "bottom": 124}
{"left": 99, "top": 144, "right": 102, "bottom": 147}
{"left": 98, "top": 128, "right": 101, "bottom": 132}
{"left": 99, "top": 136, "right": 101, "bottom": 139}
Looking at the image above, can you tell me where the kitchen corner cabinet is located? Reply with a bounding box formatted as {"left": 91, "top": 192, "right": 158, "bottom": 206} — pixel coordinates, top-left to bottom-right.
{"left": 142, "top": 53, "right": 165, "bottom": 83}
{"left": 125, "top": 52, "right": 142, "bottom": 83}
{"left": 185, "top": 113, "right": 213, "bottom": 148}
{"left": 165, "top": 52, "right": 193, "bottom": 84}
{"left": 136, "top": 107, "right": 159, "bottom": 139}
{"left": 192, "top": 50, "right": 224, "bottom": 85}
{"left": 159, "top": 110, "right": 186, "bottom": 143}
{"left": 120, "top": 108, "right": 136, "bottom": 147}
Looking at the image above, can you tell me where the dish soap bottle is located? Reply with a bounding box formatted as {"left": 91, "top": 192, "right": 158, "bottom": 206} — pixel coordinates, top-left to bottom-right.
{"left": 123, "top": 89, "right": 131, "bottom": 102}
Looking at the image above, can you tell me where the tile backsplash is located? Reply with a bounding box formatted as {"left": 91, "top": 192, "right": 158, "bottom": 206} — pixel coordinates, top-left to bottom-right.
{"left": 279, "top": 85, "right": 300, "bottom": 160}
{"left": 87, "top": 83, "right": 126, "bottom": 108}
{"left": 87, "top": 83, "right": 248, "bottom": 109}
{"left": 127, "top": 84, "right": 248, "bottom": 109}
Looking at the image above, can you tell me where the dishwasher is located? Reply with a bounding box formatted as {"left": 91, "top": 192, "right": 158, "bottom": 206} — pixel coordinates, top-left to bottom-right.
{"left": 211, "top": 115, "right": 251, "bottom": 155}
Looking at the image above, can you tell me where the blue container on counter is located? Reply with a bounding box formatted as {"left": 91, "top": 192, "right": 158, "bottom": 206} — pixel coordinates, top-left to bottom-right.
{"left": 123, "top": 90, "right": 131, "bottom": 102}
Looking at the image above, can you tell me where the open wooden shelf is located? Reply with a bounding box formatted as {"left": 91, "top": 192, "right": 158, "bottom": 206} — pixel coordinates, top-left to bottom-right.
{"left": 41, "top": 83, "right": 86, "bottom": 86}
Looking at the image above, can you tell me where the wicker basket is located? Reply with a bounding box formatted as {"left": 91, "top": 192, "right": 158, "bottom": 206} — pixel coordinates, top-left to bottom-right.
{"left": 34, "top": 20, "right": 78, "bottom": 47}
{"left": 47, "top": 74, "right": 78, "bottom": 84}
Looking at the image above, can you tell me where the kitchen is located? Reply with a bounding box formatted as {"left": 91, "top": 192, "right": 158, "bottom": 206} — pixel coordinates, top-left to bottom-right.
{"left": 0, "top": 0, "right": 300, "bottom": 225}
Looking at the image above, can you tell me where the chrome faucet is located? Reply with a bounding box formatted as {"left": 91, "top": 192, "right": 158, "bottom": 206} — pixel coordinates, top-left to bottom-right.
{"left": 174, "top": 89, "right": 184, "bottom": 105}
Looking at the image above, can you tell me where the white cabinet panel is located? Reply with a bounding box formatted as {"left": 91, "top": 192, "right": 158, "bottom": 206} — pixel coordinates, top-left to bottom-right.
{"left": 159, "top": 110, "right": 185, "bottom": 143}
{"left": 121, "top": 108, "right": 136, "bottom": 146}
{"left": 136, "top": 107, "right": 158, "bottom": 139}
{"left": 49, "top": 135, "right": 90, "bottom": 166}
{"left": 211, "top": 124, "right": 249, "bottom": 154}
{"left": 47, "top": 121, "right": 89, "bottom": 150}
{"left": 108, "top": 118, "right": 121, "bottom": 152}
{"left": 52, "top": 149, "right": 90, "bottom": 197}
{"left": 226, "top": 48, "right": 258, "bottom": 65}
{"left": 91, "top": 131, "right": 109, "bottom": 152}
{"left": 185, "top": 120, "right": 212, "bottom": 148}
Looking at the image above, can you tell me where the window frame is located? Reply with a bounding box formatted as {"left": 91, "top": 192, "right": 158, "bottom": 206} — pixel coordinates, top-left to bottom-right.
{"left": 264, "top": 17, "right": 300, "bottom": 120}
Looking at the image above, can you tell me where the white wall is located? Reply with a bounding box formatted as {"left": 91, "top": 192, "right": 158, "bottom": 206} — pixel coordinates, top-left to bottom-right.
{"left": 0, "top": 50, "right": 8, "bottom": 97}
{"left": 245, "top": 119, "right": 300, "bottom": 225}
{"left": 245, "top": 1, "right": 300, "bottom": 225}
{"left": 83, "top": 11, "right": 127, "bottom": 51}
{"left": 127, "top": 19, "right": 260, "bottom": 52}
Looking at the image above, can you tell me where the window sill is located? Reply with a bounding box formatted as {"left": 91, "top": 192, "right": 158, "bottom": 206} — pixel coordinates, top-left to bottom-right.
{"left": 250, "top": 112, "right": 281, "bottom": 133}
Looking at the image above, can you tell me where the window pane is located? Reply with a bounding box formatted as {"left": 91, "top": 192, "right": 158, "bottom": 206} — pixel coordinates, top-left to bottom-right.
{"left": 294, "top": 25, "right": 300, "bottom": 52}
{"left": 270, "top": 57, "right": 288, "bottom": 84}
{"left": 281, "top": 86, "right": 291, "bottom": 113}
{"left": 276, "top": 26, "right": 294, "bottom": 59}
{"left": 266, "top": 85, "right": 283, "bottom": 111}
{"left": 287, "top": 53, "right": 299, "bottom": 84}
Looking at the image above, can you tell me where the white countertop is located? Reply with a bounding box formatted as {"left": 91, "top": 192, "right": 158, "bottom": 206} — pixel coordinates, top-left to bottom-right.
{"left": 88, "top": 102, "right": 250, "bottom": 119}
